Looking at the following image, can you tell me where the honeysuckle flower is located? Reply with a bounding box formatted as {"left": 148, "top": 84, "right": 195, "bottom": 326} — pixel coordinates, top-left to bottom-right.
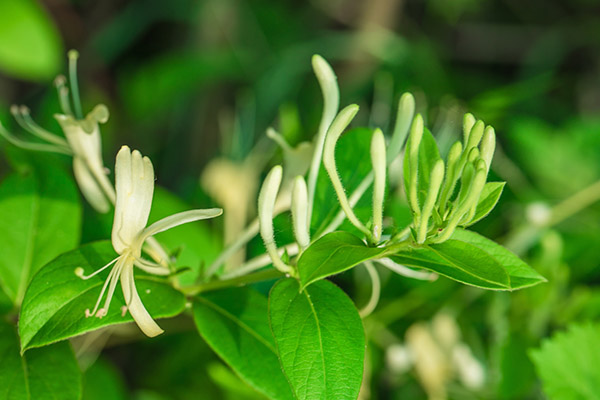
{"left": 0, "top": 51, "right": 115, "bottom": 213}
{"left": 76, "top": 146, "right": 222, "bottom": 337}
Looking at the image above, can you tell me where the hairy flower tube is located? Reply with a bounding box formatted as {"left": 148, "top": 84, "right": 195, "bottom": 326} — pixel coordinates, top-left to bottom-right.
{"left": 0, "top": 50, "right": 115, "bottom": 213}
{"left": 76, "top": 146, "right": 222, "bottom": 337}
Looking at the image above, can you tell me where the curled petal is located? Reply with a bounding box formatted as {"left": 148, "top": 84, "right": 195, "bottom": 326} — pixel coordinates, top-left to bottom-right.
{"left": 120, "top": 261, "right": 163, "bottom": 337}
{"left": 138, "top": 208, "right": 222, "bottom": 245}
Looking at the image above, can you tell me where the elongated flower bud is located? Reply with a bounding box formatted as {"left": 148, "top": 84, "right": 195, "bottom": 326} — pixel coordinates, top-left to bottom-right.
{"left": 258, "top": 165, "right": 295, "bottom": 275}
{"left": 467, "top": 147, "right": 480, "bottom": 163}
{"left": 291, "top": 176, "right": 310, "bottom": 249}
{"left": 306, "top": 55, "right": 340, "bottom": 221}
{"left": 387, "top": 93, "right": 415, "bottom": 163}
{"left": 462, "top": 160, "right": 488, "bottom": 224}
{"left": 463, "top": 113, "right": 476, "bottom": 145}
{"left": 371, "top": 129, "right": 387, "bottom": 242}
{"left": 466, "top": 120, "right": 485, "bottom": 152}
{"left": 417, "top": 159, "right": 445, "bottom": 243}
{"left": 479, "top": 126, "right": 495, "bottom": 175}
{"left": 323, "top": 105, "right": 371, "bottom": 237}
{"left": 438, "top": 141, "right": 463, "bottom": 217}
{"left": 406, "top": 114, "right": 424, "bottom": 215}
{"left": 436, "top": 165, "right": 487, "bottom": 242}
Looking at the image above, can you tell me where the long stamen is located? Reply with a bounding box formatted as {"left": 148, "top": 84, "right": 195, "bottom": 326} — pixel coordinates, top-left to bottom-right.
{"left": 0, "top": 121, "right": 72, "bottom": 155}
{"left": 134, "top": 256, "right": 170, "bottom": 275}
{"left": 85, "top": 262, "right": 119, "bottom": 318}
{"left": 97, "top": 258, "right": 125, "bottom": 318}
{"left": 54, "top": 75, "right": 74, "bottom": 116}
{"left": 13, "top": 106, "right": 69, "bottom": 148}
{"left": 75, "top": 255, "right": 121, "bottom": 280}
{"left": 68, "top": 50, "right": 83, "bottom": 119}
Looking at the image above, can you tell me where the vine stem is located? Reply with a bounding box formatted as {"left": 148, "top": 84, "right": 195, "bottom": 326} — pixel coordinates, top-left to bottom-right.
{"left": 181, "top": 268, "right": 283, "bottom": 296}
{"left": 548, "top": 179, "right": 600, "bottom": 226}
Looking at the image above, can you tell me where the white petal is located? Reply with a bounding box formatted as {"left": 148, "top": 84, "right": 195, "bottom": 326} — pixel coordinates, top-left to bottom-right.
{"left": 120, "top": 260, "right": 163, "bottom": 337}
{"left": 112, "top": 146, "right": 154, "bottom": 253}
{"left": 138, "top": 208, "right": 222, "bottom": 245}
{"left": 73, "top": 157, "right": 110, "bottom": 213}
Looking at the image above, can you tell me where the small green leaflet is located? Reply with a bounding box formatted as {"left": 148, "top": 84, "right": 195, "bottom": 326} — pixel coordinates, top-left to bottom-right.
{"left": 464, "top": 182, "right": 505, "bottom": 226}
{"left": 298, "top": 231, "right": 389, "bottom": 289}
{"left": 269, "top": 278, "right": 365, "bottom": 400}
{"left": 19, "top": 241, "right": 186, "bottom": 352}
{"left": 193, "top": 287, "right": 295, "bottom": 400}
{"left": 0, "top": 321, "right": 81, "bottom": 400}
{"left": 391, "top": 229, "right": 545, "bottom": 290}
{"left": 530, "top": 322, "right": 600, "bottom": 400}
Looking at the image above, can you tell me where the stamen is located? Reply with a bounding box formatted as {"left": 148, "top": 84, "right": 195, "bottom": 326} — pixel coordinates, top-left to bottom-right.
{"left": 77, "top": 255, "right": 121, "bottom": 280}
{"left": 85, "top": 263, "right": 119, "bottom": 318}
{"left": 266, "top": 128, "right": 292, "bottom": 152}
{"left": 121, "top": 306, "right": 128, "bottom": 317}
{"left": 134, "top": 256, "right": 170, "bottom": 275}
{"left": 54, "top": 74, "right": 74, "bottom": 116}
{"left": 68, "top": 50, "right": 83, "bottom": 119}
{"left": 0, "top": 121, "right": 71, "bottom": 155}
{"left": 14, "top": 106, "right": 69, "bottom": 148}
{"left": 99, "top": 258, "right": 125, "bottom": 316}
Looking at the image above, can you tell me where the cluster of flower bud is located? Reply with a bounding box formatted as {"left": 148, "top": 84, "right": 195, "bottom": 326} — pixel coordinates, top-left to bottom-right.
{"left": 405, "top": 113, "right": 496, "bottom": 244}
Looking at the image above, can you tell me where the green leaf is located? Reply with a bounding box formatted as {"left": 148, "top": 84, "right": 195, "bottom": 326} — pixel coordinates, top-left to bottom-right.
{"left": 464, "top": 182, "right": 505, "bottom": 226}
{"left": 19, "top": 241, "right": 186, "bottom": 352}
{"left": 392, "top": 241, "right": 510, "bottom": 290}
{"left": 298, "top": 231, "right": 388, "bottom": 289}
{"left": 0, "top": 321, "right": 81, "bottom": 400}
{"left": 0, "top": 162, "right": 81, "bottom": 305}
{"left": 311, "top": 127, "right": 373, "bottom": 236}
{"left": 391, "top": 229, "right": 545, "bottom": 290}
{"left": 451, "top": 229, "right": 546, "bottom": 289}
{"left": 269, "top": 278, "right": 365, "bottom": 400}
{"left": 404, "top": 127, "right": 441, "bottom": 205}
{"left": 193, "top": 287, "right": 295, "bottom": 400}
{"left": 0, "top": 0, "right": 63, "bottom": 80}
{"left": 149, "top": 186, "right": 222, "bottom": 285}
{"left": 530, "top": 322, "right": 600, "bottom": 400}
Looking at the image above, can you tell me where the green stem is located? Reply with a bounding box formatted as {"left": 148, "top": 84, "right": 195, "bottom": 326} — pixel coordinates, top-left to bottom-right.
{"left": 549, "top": 179, "right": 600, "bottom": 226}
{"left": 181, "top": 268, "right": 283, "bottom": 296}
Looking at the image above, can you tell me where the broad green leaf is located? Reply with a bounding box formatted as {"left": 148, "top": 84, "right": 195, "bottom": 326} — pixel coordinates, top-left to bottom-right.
{"left": 530, "top": 322, "right": 600, "bottom": 400}
{"left": 0, "top": 0, "right": 63, "bottom": 80}
{"left": 391, "top": 229, "right": 545, "bottom": 290}
{"left": 451, "top": 229, "right": 546, "bottom": 289}
{"left": 298, "top": 231, "right": 389, "bottom": 289}
{"left": 0, "top": 162, "right": 81, "bottom": 305}
{"left": 0, "top": 321, "right": 81, "bottom": 400}
{"left": 392, "top": 240, "right": 510, "bottom": 290}
{"left": 311, "top": 127, "right": 373, "bottom": 236}
{"left": 193, "top": 287, "right": 295, "bottom": 400}
{"left": 19, "top": 241, "right": 186, "bottom": 352}
{"left": 269, "top": 279, "right": 365, "bottom": 400}
{"left": 403, "top": 127, "right": 441, "bottom": 205}
{"left": 149, "top": 186, "right": 222, "bottom": 285}
{"left": 464, "top": 182, "right": 505, "bottom": 226}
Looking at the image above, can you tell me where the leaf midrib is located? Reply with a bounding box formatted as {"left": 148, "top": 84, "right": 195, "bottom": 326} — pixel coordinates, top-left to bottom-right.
{"left": 196, "top": 296, "right": 277, "bottom": 354}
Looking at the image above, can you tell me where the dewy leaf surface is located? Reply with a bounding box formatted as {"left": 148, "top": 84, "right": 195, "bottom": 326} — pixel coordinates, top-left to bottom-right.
{"left": 530, "top": 322, "right": 600, "bottom": 400}
{"left": 0, "top": 163, "right": 81, "bottom": 305}
{"left": 269, "top": 278, "right": 365, "bottom": 400}
{"left": 19, "top": 241, "right": 185, "bottom": 352}
{"left": 0, "top": 321, "right": 81, "bottom": 400}
{"left": 298, "top": 231, "right": 388, "bottom": 289}
{"left": 193, "top": 287, "right": 295, "bottom": 400}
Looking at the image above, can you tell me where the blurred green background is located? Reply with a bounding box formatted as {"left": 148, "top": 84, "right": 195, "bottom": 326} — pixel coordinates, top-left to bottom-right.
{"left": 1, "top": 0, "right": 600, "bottom": 398}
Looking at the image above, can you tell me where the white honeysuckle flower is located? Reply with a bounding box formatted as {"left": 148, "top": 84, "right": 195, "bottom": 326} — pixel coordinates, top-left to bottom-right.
{"left": 55, "top": 104, "right": 115, "bottom": 213}
{"left": 76, "top": 146, "right": 222, "bottom": 337}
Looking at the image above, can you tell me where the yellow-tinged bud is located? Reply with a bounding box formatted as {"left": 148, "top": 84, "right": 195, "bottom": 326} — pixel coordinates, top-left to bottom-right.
{"left": 371, "top": 129, "right": 387, "bottom": 242}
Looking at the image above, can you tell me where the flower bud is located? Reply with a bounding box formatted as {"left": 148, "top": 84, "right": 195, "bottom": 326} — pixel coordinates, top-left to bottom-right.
{"left": 417, "top": 159, "right": 445, "bottom": 243}
{"left": 371, "top": 129, "right": 387, "bottom": 242}
{"left": 387, "top": 92, "right": 415, "bottom": 162}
